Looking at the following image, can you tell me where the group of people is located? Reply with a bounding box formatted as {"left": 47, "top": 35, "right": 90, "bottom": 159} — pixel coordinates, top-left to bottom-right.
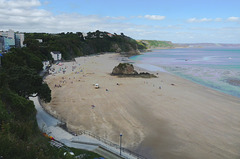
{"left": 54, "top": 84, "right": 62, "bottom": 88}
{"left": 144, "top": 81, "right": 162, "bottom": 89}
{"left": 54, "top": 76, "right": 81, "bottom": 88}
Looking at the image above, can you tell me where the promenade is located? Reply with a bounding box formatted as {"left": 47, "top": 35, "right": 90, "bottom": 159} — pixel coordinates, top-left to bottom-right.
{"left": 30, "top": 97, "right": 146, "bottom": 159}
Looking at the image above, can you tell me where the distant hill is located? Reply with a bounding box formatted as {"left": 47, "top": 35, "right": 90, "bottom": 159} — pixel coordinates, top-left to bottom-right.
{"left": 175, "top": 43, "right": 240, "bottom": 48}
{"left": 138, "top": 40, "right": 175, "bottom": 49}
{"left": 138, "top": 40, "right": 240, "bottom": 50}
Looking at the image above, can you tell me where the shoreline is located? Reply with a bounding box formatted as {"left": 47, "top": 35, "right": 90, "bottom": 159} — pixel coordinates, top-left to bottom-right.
{"left": 129, "top": 49, "right": 240, "bottom": 99}
{"left": 132, "top": 62, "right": 240, "bottom": 99}
{"left": 43, "top": 53, "right": 240, "bottom": 159}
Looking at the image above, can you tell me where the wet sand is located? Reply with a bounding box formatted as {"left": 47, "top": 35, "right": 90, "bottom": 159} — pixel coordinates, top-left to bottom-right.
{"left": 43, "top": 53, "right": 240, "bottom": 159}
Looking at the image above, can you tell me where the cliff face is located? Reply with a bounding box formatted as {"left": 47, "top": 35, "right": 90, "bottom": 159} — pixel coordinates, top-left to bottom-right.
{"left": 110, "top": 43, "right": 140, "bottom": 55}
{"left": 126, "top": 44, "right": 141, "bottom": 55}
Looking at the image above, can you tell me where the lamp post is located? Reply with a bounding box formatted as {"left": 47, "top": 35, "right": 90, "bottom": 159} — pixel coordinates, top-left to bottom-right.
{"left": 120, "top": 133, "right": 123, "bottom": 156}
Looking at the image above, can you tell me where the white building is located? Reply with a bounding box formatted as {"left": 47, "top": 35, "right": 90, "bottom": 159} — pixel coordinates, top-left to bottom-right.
{"left": 15, "top": 33, "right": 25, "bottom": 48}
{"left": 36, "top": 39, "right": 43, "bottom": 43}
{"left": 42, "top": 61, "right": 50, "bottom": 70}
{"left": 0, "top": 29, "right": 14, "bottom": 39}
{"left": 0, "top": 29, "right": 25, "bottom": 51}
{"left": 50, "top": 51, "right": 62, "bottom": 61}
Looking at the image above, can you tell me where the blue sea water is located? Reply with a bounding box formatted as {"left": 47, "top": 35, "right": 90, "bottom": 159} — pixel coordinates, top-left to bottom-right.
{"left": 130, "top": 48, "right": 240, "bottom": 98}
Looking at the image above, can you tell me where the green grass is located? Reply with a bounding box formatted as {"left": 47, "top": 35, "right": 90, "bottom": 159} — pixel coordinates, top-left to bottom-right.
{"left": 69, "top": 147, "right": 104, "bottom": 159}
{"left": 141, "top": 40, "right": 174, "bottom": 48}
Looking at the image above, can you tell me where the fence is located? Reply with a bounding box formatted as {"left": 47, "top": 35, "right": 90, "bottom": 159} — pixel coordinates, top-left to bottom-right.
{"left": 37, "top": 98, "right": 147, "bottom": 159}
{"left": 76, "top": 130, "right": 147, "bottom": 159}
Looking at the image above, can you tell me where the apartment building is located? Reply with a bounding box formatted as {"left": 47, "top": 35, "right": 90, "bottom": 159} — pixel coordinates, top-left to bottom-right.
{"left": 0, "top": 29, "right": 25, "bottom": 52}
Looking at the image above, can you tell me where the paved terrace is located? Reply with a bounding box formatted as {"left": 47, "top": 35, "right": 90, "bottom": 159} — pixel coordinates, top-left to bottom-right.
{"left": 30, "top": 97, "right": 147, "bottom": 159}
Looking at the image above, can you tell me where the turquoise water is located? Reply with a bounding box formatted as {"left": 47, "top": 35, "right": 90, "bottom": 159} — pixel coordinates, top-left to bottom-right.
{"left": 130, "top": 48, "right": 240, "bottom": 98}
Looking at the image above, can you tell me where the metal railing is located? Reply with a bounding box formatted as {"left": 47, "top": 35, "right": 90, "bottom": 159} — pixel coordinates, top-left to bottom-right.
{"left": 76, "top": 130, "right": 147, "bottom": 159}
{"left": 37, "top": 98, "right": 147, "bottom": 159}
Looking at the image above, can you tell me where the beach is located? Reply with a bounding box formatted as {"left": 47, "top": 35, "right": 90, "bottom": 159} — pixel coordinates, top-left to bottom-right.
{"left": 43, "top": 53, "right": 240, "bottom": 159}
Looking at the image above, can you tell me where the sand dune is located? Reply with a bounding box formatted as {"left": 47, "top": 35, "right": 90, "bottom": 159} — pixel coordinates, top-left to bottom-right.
{"left": 43, "top": 53, "right": 240, "bottom": 159}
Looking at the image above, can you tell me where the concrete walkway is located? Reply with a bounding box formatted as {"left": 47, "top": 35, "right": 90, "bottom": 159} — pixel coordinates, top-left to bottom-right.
{"left": 30, "top": 97, "right": 143, "bottom": 159}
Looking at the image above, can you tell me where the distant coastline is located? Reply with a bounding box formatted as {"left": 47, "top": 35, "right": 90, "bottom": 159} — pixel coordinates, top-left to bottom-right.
{"left": 138, "top": 40, "right": 240, "bottom": 52}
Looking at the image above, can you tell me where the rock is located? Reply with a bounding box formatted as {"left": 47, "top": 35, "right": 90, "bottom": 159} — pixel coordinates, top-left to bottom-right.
{"left": 112, "top": 63, "right": 157, "bottom": 78}
{"left": 110, "top": 43, "right": 122, "bottom": 53}
{"left": 112, "top": 63, "right": 138, "bottom": 75}
{"left": 139, "top": 72, "right": 157, "bottom": 78}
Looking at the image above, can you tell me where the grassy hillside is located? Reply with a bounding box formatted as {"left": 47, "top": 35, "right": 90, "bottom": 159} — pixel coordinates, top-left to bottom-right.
{"left": 139, "top": 40, "right": 174, "bottom": 48}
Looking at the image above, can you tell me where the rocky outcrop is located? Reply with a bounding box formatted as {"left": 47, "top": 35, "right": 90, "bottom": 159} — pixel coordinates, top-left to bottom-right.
{"left": 110, "top": 43, "right": 141, "bottom": 55}
{"left": 112, "top": 63, "right": 138, "bottom": 75}
{"left": 112, "top": 63, "right": 157, "bottom": 78}
{"left": 110, "top": 43, "right": 122, "bottom": 53}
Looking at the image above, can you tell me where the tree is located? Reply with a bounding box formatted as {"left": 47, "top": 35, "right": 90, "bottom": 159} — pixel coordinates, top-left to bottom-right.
{"left": 23, "top": 39, "right": 40, "bottom": 50}
{"left": 38, "top": 83, "right": 51, "bottom": 103}
{"left": 2, "top": 48, "right": 43, "bottom": 72}
{"left": 6, "top": 66, "right": 51, "bottom": 102}
{"left": 95, "top": 30, "right": 100, "bottom": 38}
{"left": 0, "top": 71, "right": 8, "bottom": 89}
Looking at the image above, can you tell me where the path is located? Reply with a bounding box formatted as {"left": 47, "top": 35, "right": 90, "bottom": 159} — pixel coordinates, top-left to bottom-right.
{"left": 30, "top": 97, "right": 145, "bottom": 159}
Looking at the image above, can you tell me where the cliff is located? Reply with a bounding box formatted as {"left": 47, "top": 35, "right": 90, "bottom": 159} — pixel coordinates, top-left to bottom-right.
{"left": 25, "top": 31, "right": 146, "bottom": 60}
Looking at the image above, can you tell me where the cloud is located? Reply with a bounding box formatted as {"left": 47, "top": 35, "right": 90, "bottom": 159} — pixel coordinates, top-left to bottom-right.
{"left": 0, "top": 0, "right": 239, "bottom": 43}
{"left": 188, "top": 17, "right": 240, "bottom": 23}
{"left": 143, "top": 15, "right": 165, "bottom": 20}
{"left": 0, "top": 0, "right": 41, "bottom": 8}
{"left": 227, "top": 17, "right": 240, "bottom": 22}
{"left": 214, "top": 18, "right": 222, "bottom": 22}
{"left": 0, "top": 8, "right": 51, "bottom": 17}
{"left": 0, "top": 0, "right": 115, "bottom": 33}
{"left": 106, "top": 16, "right": 127, "bottom": 20}
{"left": 187, "top": 18, "right": 212, "bottom": 22}
{"left": 0, "top": 0, "right": 162, "bottom": 35}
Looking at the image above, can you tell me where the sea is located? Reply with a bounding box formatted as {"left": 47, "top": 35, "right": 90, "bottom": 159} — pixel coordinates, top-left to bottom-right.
{"left": 130, "top": 48, "right": 240, "bottom": 98}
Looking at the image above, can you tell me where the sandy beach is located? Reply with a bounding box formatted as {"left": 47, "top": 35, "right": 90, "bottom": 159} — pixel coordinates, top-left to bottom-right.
{"left": 43, "top": 53, "right": 240, "bottom": 159}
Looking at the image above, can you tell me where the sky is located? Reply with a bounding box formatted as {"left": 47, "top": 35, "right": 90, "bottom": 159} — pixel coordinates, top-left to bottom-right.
{"left": 0, "top": 0, "right": 240, "bottom": 43}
